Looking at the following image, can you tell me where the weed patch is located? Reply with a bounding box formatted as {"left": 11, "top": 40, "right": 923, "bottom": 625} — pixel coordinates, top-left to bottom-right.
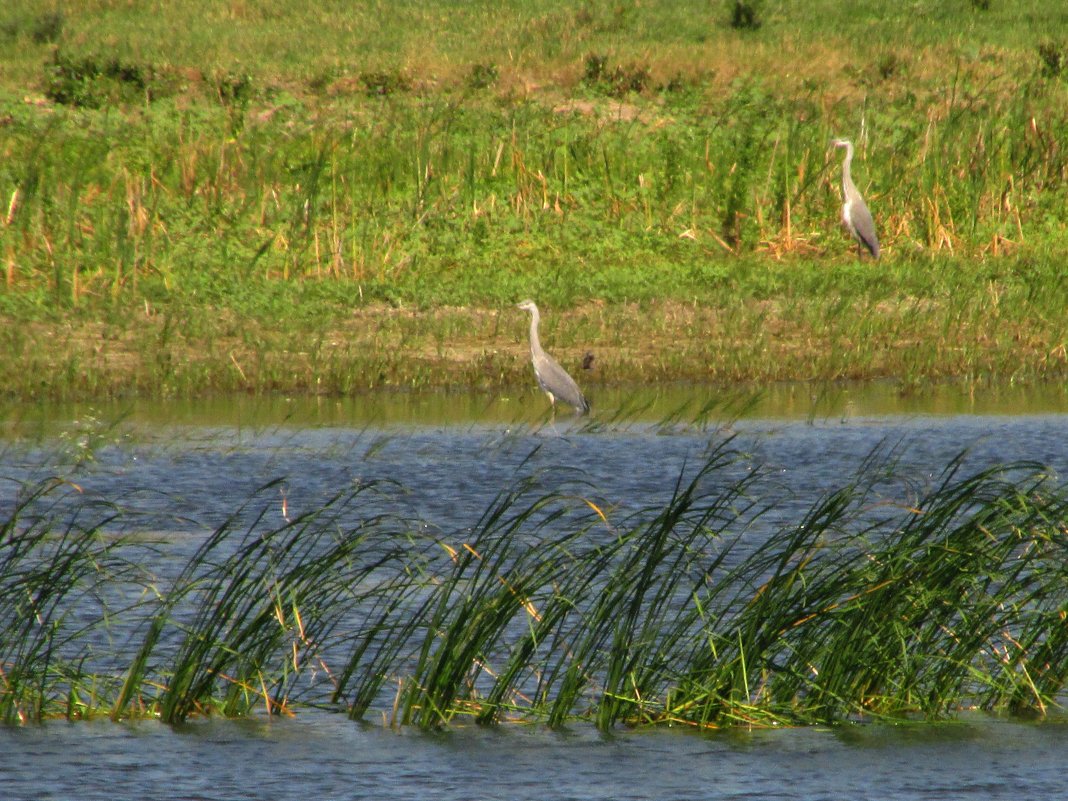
{"left": 360, "top": 70, "right": 412, "bottom": 97}
{"left": 1037, "top": 40, "right": 1066, "bottom": 77}
{"left": 44, "top": 51, "right": 161, "bottom": 108}
{"left": 466, "top": 63, "right": 499, "bottom": 90}
{"left": 0, "top": 10, "right": 64, "bottom": 43}
{"left": 727, "top": 1, "right": 762, "bottom": 31}
{"left": 583, "top": 54, "right": 653, "bottom": 97}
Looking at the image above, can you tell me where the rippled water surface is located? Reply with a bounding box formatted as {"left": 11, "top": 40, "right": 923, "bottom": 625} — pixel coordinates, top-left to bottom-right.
{"left": 2, "top": 383, "right": 1067, "bottom": 801}
{"left": 2, "top": 712, "right": 1067, "bottom": 801}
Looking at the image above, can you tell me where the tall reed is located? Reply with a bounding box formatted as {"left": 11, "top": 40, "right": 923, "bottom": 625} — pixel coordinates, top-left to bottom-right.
{"left": 0, "top": 477, "right": 141, "bottom": 722}
{"left": 2, "top": 443, "right": 1065, "bottom": 728}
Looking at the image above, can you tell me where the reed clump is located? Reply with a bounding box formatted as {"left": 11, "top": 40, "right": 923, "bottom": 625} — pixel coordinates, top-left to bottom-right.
{"left": 2, "top": 445, "right": 1065, "bottom": 729}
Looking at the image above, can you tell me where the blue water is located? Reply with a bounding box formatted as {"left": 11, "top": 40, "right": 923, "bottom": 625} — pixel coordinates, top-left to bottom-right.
{"left": 1, "top": 713, "right": 1065, "bottom": 801}
{"left": 6, "top": 410, "right": 1067, "bottom": 542}
{"left": 1, "top": 391, "right": 1067, "bottom": 800}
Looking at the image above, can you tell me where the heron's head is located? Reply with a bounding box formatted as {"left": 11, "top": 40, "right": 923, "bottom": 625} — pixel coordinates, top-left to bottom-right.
{"left": 832, "top": 138, "right": 850, "bottom": 149}
{"left": 516, "top": 299, "right": 538, "bottom": 314}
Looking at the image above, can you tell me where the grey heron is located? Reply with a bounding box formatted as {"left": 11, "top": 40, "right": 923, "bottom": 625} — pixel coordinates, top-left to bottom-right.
{"left": 516, "top": 299, "right": 590, "bottom": 415}
{"left": 832, "top": 139, "right": 880, "bottom": 259}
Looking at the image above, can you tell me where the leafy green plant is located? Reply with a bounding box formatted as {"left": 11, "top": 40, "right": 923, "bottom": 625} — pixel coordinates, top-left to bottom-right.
{"left": 44, "top": 51, "right": 155, "bottom": 108}
{"left": 727, "top": 1, "right": 762, "bottom": 31}
{"left": 215, "top": 70, "right": 253, "bottom": 106}
{"left": 30, "top": 11, "right": 64, "bottom": 43}
{"left": 582, "top": 53, "right": 652, "bottom": 97}
{"left": 0, "top": 10, "right": 63, "bottom": 43}
{"left": 1037, "top": 41, "right": 1065, "bottom": 77}
{"left": 360, "top": 70, "right": 411, "bottom": 97}
{"left": 466, "top": 62, "right": 498, "bottom": 90}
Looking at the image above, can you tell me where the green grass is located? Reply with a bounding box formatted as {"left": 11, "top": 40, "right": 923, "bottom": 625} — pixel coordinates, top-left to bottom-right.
{"left": 1, "top": 441, "right": 1066, "bottom": 728}
{"left": 2, "top": 253, "right": 1066, "bottom": 401}
{"left": 0, "top": 1, "right": 1066, "bottom": 399}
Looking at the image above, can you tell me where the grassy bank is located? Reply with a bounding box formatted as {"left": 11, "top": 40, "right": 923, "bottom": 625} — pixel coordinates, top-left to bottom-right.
{"left": 0, "top": 2, "right": 1066, "bottom": 399}
{"left": 1, "top": 444, "right": 1066, "bottom": 727}
{"left": 3, "top": 258, "right": 1068, "bottom": 401}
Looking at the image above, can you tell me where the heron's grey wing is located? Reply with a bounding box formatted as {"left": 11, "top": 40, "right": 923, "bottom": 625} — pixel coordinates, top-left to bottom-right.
{"left": 850, "top": 197, "right": 880, "bottom": 258}
{"left": 533, "top": 352, "right": 588, "bottom": 412}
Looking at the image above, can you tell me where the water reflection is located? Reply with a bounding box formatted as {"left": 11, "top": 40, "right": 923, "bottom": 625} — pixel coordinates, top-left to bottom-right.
{"left": 2, "top": 383, "right": 1067, "bottom": 546}
{"left": 3, "top": 379, "right": 1067, "bottom": 433}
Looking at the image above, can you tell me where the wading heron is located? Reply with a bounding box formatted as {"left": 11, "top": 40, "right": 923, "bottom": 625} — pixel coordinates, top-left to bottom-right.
{"left": 832, "top": 138, "right": 880, "bottom": 259}
{"left": 516, "top": 299, "right": 590, "bottom": 415}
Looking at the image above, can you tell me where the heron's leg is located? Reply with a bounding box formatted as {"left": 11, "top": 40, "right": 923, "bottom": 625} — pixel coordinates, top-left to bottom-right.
{"left": 544, "top": 393, "right": 562, "bottom": 435}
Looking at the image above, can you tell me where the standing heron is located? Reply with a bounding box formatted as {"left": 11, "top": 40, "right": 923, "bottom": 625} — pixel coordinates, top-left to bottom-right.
{"left": 832, "top": 139, "right": 880, "bottom": 259}
{"left": 516, "top": 299, "right": 590, "bottom": 415}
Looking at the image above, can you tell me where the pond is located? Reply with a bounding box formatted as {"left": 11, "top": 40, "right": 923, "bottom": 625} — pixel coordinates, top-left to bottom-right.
{"left": 2, "top": 712, "right": 1066, "bottom": 801}
{"left": 1, "top": 381, "right": 1067, "bottom": 800}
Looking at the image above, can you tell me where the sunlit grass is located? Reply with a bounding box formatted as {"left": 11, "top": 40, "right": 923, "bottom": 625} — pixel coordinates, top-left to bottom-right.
{"left": 2, "top": 267, "right": 1065, "bottom": 401}
{"left": 0, "top": 1, "right": 1065, "bottom": 399}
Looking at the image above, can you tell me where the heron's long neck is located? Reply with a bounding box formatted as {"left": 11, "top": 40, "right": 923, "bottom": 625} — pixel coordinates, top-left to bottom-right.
{"left": 841, "top": 143, "right": 855, "bottom": 197}
{"left": 528, "top": 312, "right": 542, "bottom": 355}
